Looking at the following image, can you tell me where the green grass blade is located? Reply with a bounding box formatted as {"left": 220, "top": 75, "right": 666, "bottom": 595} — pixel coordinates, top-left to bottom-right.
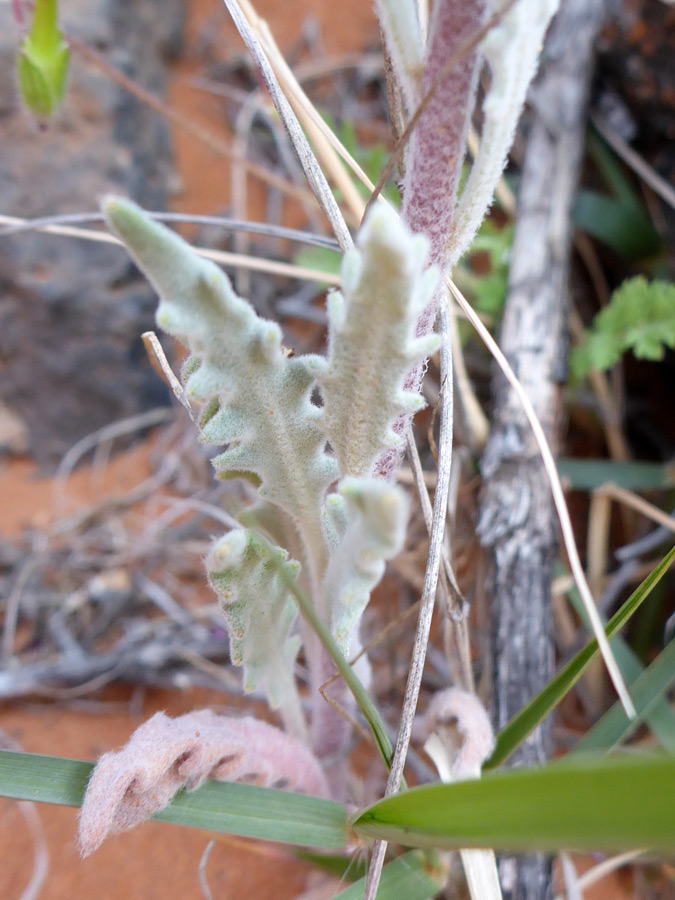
{"left": 611, "top": 636, "right": 675, "bottom": 747}
{"left": 572, "top": 190, "right": 661, "bottom": 260}
{"left": 485, "top": 545, "right": 675, "bottom": 769}
{"left": 574, "top": 638, "right": 675, "bottom": 754}
{"left": 293, "top": 851, "right": 367, "bottom": 881}
{"left": 0, "top": 750, "right": 92, "bottom": 806}
{"left": 561, "top": 560, "right": 675, "bottom": 747}
{"left": 351, "top": 754, "right": 675, "bottom": 853}
{"left": 586, "top": 131, "right": 641, "bottom": 210}
{"left": 328, "top": 851, "right": 443, "bottom": 900}
{"left": 557, "top": 458, "right": 675, "bottom": 491}
{"left": 606, "top": 638, "right": 675, "bottom": 751}
{"left": 0, "top": 751, "right": 347, "bottom": 850}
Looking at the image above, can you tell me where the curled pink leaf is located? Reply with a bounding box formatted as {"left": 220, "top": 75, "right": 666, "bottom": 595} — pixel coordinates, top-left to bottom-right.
{"left": 417, "top": 687, "right": 494, "bottom": 779}
{"left": 78, "top": 710, "right": 329, "bottom": 857}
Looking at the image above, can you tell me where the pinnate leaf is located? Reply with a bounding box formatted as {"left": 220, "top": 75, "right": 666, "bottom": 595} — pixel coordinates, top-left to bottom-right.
{"left": 207, "top": 529, "right": 305, "bottom": 737}
{"left": 572, "top": 277, "right": 675, "bottom": 377}
{"left": 316, "top": 205, "right": 439, "bottom": 478}
{"left": 78, "top": 711, "right": 329, "bottom": 856}
{"left": 102, "top": 197, "right": 337, "bottom": 538}
{"left": 322, "top": 478, "right": 409, "bottom": 658}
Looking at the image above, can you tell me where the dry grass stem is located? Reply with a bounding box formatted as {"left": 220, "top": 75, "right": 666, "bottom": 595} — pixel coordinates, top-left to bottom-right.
{"left": 595, "top": 484, "right": 675, "bottom": 534}
{"left": 0, "top": 214, "right": 341, "bottom": 284}
{"left": 554, "top": 851, "right": 646, "bottom": 900}
{"left": 233, "top": 0, "right": 383, "bottom": 208}
{"left": 221, "top": 0, "right": 353, "bottom": 251}
{"left": 447, "top": 278, "right": 636, "bottom": 717}
{"left": 363, "top": 298, "right": 455, "bottom": 900}
{"left": 591, "top": 114, "right": 675, "bottom": 212}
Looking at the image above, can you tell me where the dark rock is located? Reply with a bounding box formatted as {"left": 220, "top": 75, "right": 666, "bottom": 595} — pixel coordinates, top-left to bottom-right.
{"left": 0, "top": 0, "right": 184, "bottom": 467}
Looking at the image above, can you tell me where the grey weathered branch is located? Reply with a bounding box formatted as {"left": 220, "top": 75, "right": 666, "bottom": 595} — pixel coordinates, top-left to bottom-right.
{"left": 0, "top": 621, "right": 232, "bottom": 700}
{"left": 477, "top": 1, "right": 606, "bottom": 899}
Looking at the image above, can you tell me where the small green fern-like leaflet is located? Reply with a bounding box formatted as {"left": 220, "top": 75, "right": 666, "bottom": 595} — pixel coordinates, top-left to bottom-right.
{"left": 572, "top": 277, "right": 675, "bottom": 377}
{"left": 352, "top": 753, "right": 675, "bottom": 853}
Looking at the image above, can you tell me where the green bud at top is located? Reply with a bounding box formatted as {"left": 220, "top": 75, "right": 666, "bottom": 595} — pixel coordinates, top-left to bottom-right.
{"left": 17, "top": 0, "right": 70, "bottom": 119}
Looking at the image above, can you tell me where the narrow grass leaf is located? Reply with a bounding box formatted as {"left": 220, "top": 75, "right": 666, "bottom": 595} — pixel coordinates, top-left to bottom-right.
{"left": 351, "top": 754, "right": 675, "bottom": 853}
{"left": 557, "top": 458, "right": 675, "bottom": 491}
{"left": 603, "top": 637, "right": 675, "bottom": 752}
{"left": 573, "top": 638, "right": 675, "bottom": 754}
{"left": 485, "top": 545, "right": 675, "bottom": 769}
{"left": 293, "top": 850, "right": 367, "bottom": 881}
{"left": 572, "top": 191, "right": 661, "bottom": 260}
{"left": 563, "top": 563, "right": 675, "bottom": 750}
{"left": 0, "top": 751, "right": 347, "bottom": 850}
{"left": 329, "top": 851, "right": 443, "bottom": 900}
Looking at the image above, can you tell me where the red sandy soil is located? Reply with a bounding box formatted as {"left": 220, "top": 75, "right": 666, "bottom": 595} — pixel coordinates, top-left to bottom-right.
{"left": 1, "top": 3, "right": 377, "bottom": 898}
{"left": 0, "top": 1, "right": 637, "bottom": 897}
{"left": 0, "top": 444, "right": 318, "bottom": 899}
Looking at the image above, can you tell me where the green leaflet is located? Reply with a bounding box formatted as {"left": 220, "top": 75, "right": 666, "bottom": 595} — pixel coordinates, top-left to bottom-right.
{"left": 351, "top": 753, "right": 675, "bottom": 853}
{"left": 571, "top": 277, "right": 675, "bottom": 378}
{"left": 322, "top": 478, "right": 409, "bottom": 657}
{"left": 207, "top": 529, "right": 305, "bottom": 739}
{"left": 102, "top": 197, "right": 337, "bottom": 547}
{"left": 316, "top": 205, "right": 439, "bottom": 478}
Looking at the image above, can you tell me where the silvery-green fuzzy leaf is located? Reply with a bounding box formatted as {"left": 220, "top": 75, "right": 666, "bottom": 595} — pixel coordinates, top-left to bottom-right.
{"left": 238, "top": 500, "right": 305, "bottom": 567}
{"left": 373, "top": 0, "right": 425, "bottom": 113}
{"left": 448, "top": 0, "right": 560, "bottom": 264}
{"left": 322, "top": 477, "right": 409, "bottom": 658}
{"left": 207, "top": 529, "right": 306, "bottom": 739}
{"left": 102, "top": 198, "right": 337, "bottom": 564}
{"left": 316, "top": 205, "right": 440, "bottom": 478}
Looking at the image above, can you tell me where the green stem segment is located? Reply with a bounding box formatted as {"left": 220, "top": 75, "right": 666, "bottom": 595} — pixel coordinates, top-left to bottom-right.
{"left": 262, "top": 535, "right": 396, "bottom": 772}
{"left": 31, "top": 0, "right": 59, "bottom": 44}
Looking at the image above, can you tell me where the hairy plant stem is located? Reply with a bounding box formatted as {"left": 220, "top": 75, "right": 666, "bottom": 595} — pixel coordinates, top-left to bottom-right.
{"left": 364, "top": 298, "right": 454, "bottom": 900}
{"left": 374, "top": 0, "right": 487, "bottom": 481}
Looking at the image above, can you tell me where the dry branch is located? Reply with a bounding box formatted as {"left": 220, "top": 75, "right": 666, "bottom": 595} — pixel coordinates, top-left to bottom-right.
{"left": 477, "top": 1, "right": 607, "bottom": 898}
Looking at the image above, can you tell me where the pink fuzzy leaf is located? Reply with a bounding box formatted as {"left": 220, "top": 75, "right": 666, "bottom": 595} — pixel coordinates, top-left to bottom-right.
{"left": 78, "top": 710, "right": 329, "bottom": 856}
{"left": 417, "top": 687, "right": 495, "bottom": 779}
